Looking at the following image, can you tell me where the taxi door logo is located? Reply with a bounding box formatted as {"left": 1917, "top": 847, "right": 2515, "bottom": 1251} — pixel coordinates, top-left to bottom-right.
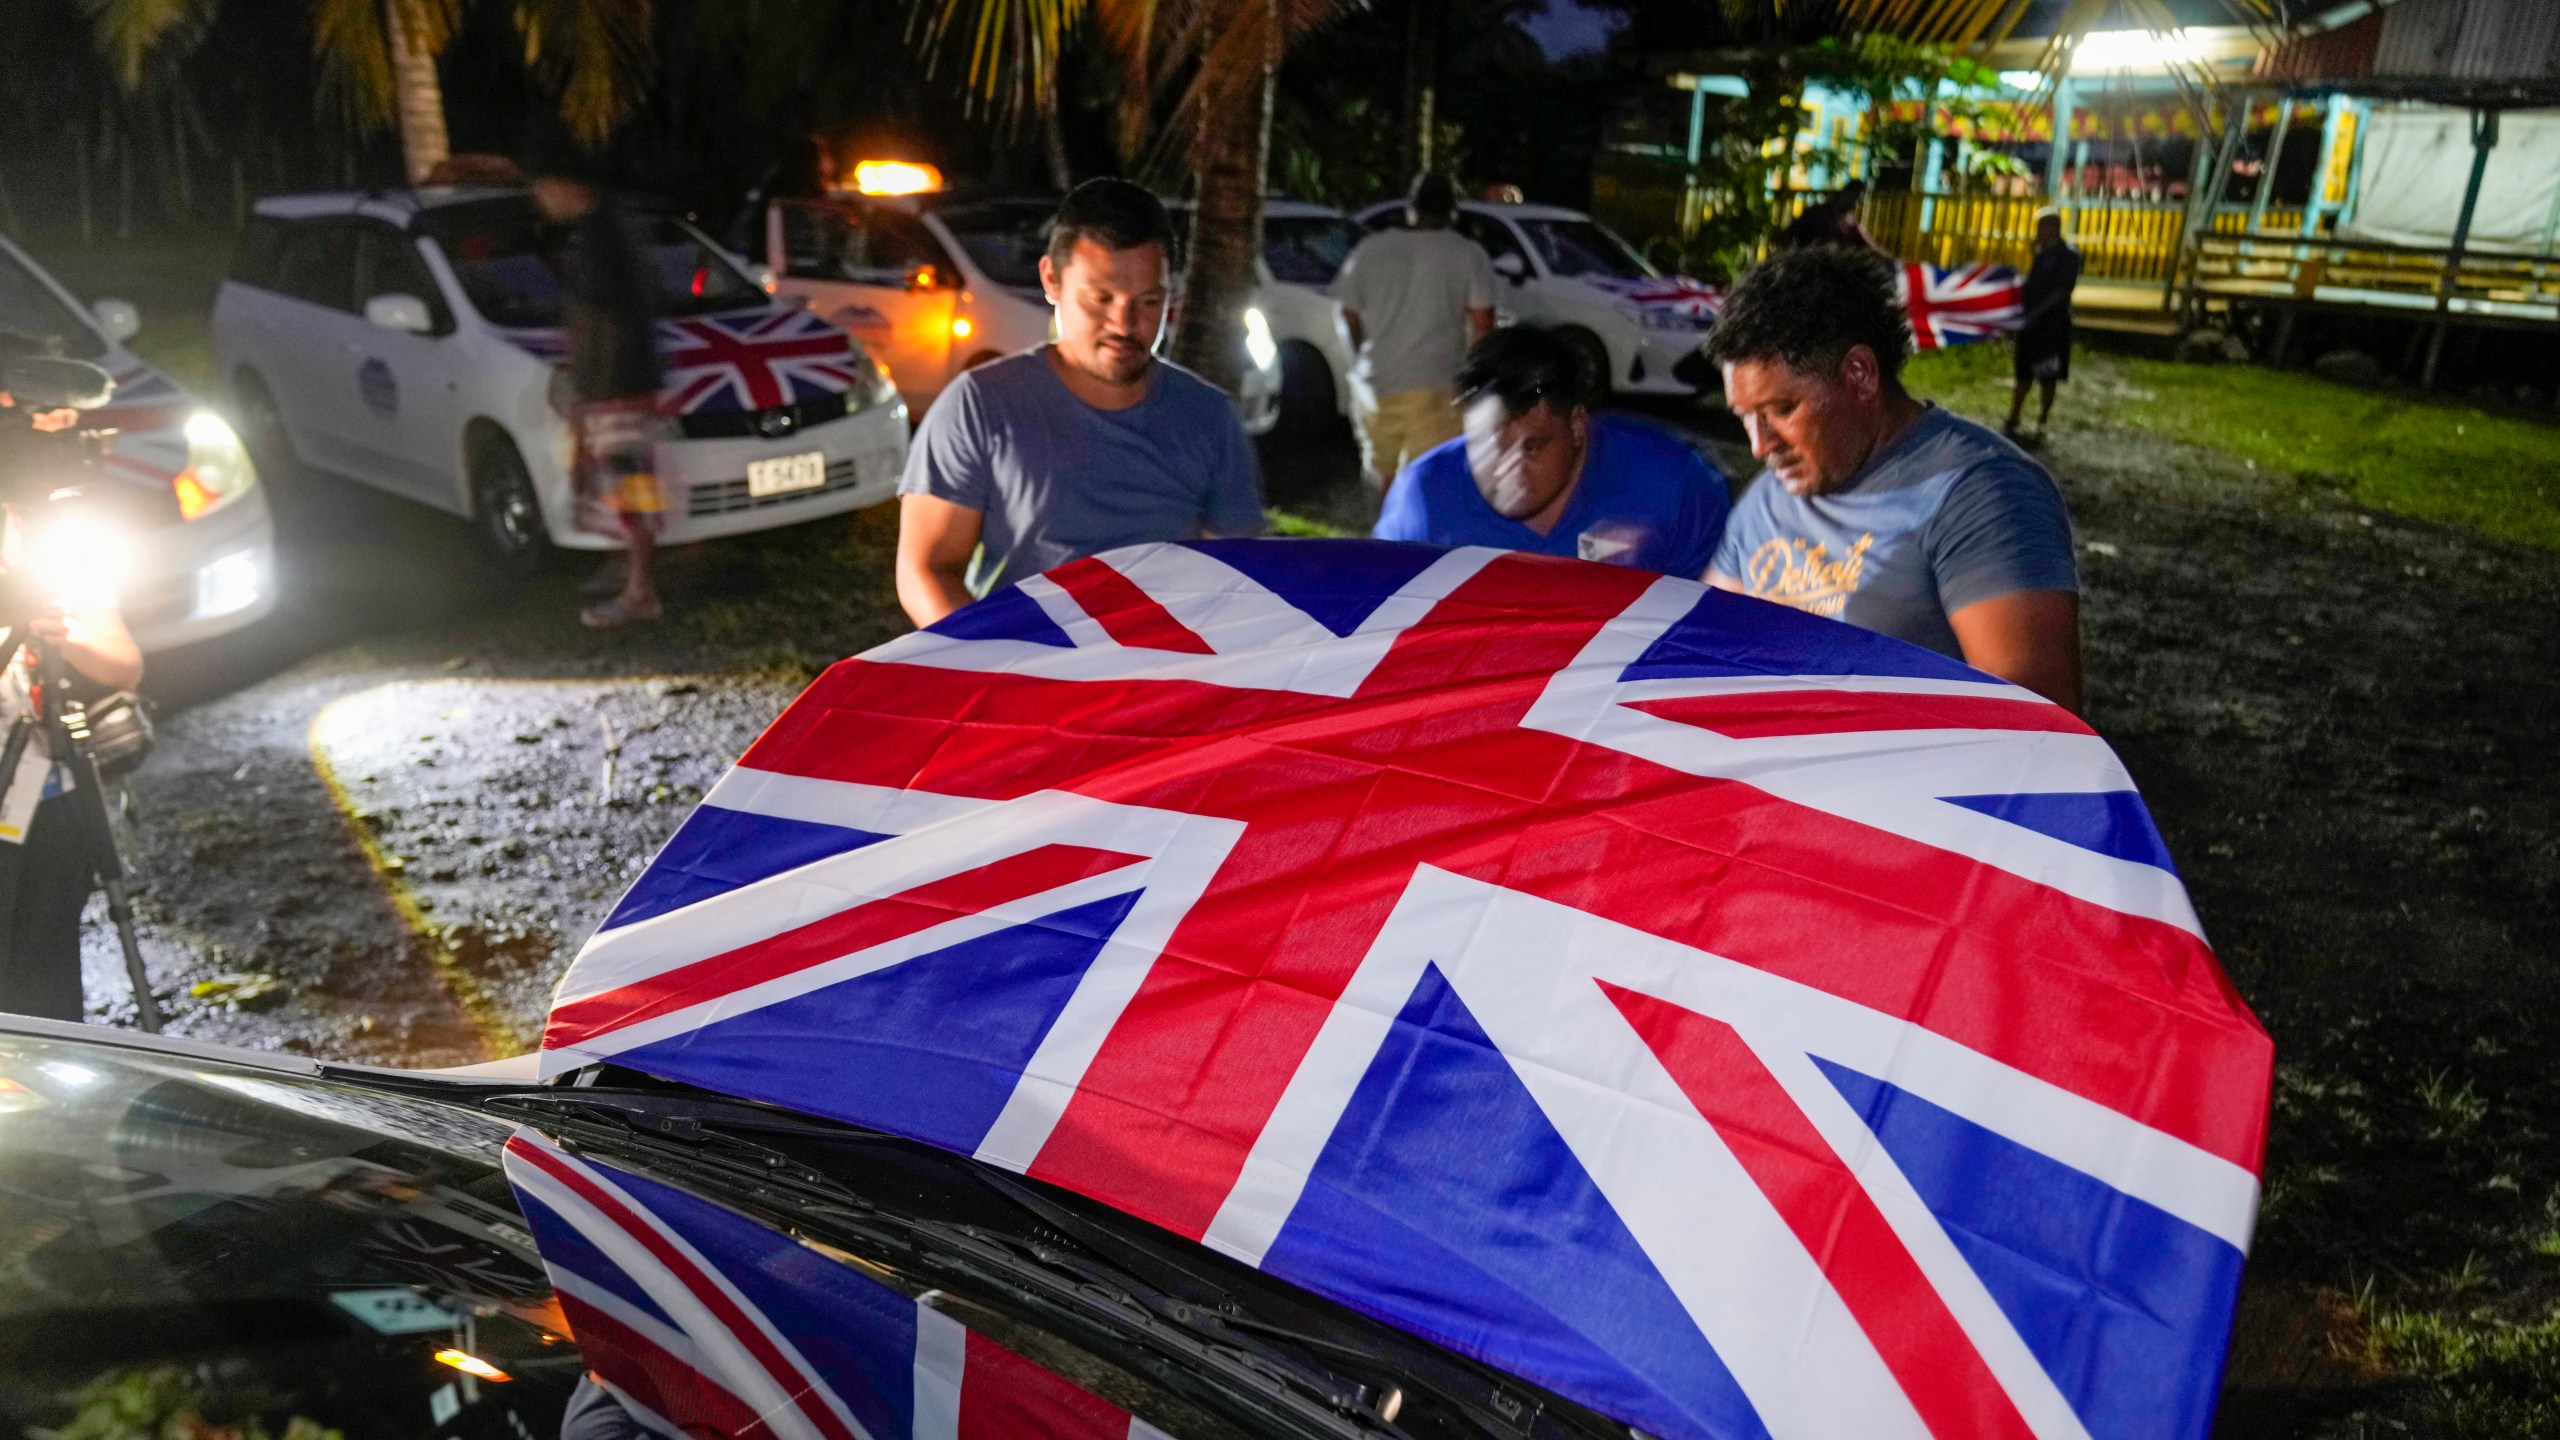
{"left": 1744, "top": 533, "right": 1872, "bottom": 618}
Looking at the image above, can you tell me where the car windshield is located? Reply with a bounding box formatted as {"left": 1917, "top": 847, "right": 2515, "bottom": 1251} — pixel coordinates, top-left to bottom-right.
{"left": 934, "top": 200, "right": 1056, "bottom": 290}
{"left": 1517, "top": 218, "right": 1655, "bottom": 281}
{"left": 1264, "top": 216, "right": 1363, "bottom": 285}
{"left": 0, "top": 250, "right": 106, "bottom": 360}
{"left": 0, "top": 1034, "right": 579, "bottom": 1440}
{"left": 416, "top": 196, "right": 764, "bottom": 327}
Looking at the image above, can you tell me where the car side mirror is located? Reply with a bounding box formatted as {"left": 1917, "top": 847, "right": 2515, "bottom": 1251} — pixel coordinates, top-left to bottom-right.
{"left": 364, "top": 293, "right": 434, "bottom": 335}
{"left": 1492, "top": 253, "right": 1528, "bottom": 284}
{"left": 91, "top": 298, "right": 140, "bottom": 344}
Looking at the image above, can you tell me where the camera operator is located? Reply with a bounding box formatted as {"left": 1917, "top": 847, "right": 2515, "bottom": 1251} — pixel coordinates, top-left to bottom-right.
{"left": 0, "top": 362, "right": 143, "bottom": 1022}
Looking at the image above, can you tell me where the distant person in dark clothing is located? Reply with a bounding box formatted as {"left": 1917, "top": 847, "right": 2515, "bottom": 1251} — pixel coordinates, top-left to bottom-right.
{"left": 1778, "top": 179, "right": 1875, "bottom": 252}
{"left": 2006, "top": 209, "right": 2081, "bottom": 438}
{"left": 529, "top": 153, "right": 668, "bottom": 629}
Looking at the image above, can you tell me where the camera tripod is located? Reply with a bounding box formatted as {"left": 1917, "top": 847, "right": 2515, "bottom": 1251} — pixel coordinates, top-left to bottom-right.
{"left": 0, "top": 632, "right": 157, "bottom": 1032}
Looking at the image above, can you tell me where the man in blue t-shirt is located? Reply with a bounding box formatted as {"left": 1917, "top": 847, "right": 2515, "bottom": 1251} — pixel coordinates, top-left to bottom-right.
{"left": 1371, "top": 326, "right": 1729, "bottom": 577}
{"left": 1703, "top": 247, "right": 2083, "bottom": 711}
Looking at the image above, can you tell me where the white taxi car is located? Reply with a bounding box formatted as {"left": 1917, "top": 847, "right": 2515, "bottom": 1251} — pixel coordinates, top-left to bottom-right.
{"left": 1355, "top": 199, "right": 1720, "bottom": 398}
{"left": 212, "top": 188, "right": 906, "bottom": 569}
{"left": 0, "top": 235, "right": 275, "bottom": 652}
{"left": 1169, "top": 199, "right": 1365, "bottom": 434}
{"left": 740, "top": 190, "right": 1279, "bottom": 432}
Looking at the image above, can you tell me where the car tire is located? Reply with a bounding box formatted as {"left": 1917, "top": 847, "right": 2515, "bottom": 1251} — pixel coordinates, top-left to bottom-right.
{"left": 230, "top": 369, "right": 296, "bottom": 479}
{"left": 1556, "top": 327, "right": 1617, "bottom": 396}
{"left": 470, "top": 435, "right": 552, "bottom": 578}
{"left": 1274, "top": 340, "right": 1338, "bottom": 440}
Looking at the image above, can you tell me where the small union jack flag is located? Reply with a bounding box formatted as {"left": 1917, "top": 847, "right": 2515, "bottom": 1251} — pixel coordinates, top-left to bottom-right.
{"left": 542, "top": 541, "right": 2271, "bottom": 1440}
{"left": 94, "top": 363, "right": 190, "bottom": 486}
{"left": 1896, "top": 262, "right": 2026, "bottom": 350}
{"left": 504, "top": 1130, "right": 1174, "bottom": 1440}
{"left": 1589, "top": 275, "right": 1723, "bottom": 324}
{"left": 502, "top": 307, "right": 871, "bottom": 416}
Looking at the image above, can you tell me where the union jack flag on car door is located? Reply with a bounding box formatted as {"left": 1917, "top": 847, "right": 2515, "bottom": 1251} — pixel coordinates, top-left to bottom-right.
{"left": 540, "top": 540, "right": 2273, "bottom": 1440}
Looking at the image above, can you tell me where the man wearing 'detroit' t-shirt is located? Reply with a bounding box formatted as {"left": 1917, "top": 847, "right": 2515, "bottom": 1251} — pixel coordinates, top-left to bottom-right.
{"left": 1704, "top": 246, "right": 2084, "bottom": 712}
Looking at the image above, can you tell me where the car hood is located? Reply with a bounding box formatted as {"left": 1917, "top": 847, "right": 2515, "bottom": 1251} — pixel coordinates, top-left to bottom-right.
{"left": 1578, "top": 274, "right": 1722, "bottom": 325}
{"left": 537, "top": 538, "right": 2273, "bottom": 1440}
{"left": 496, "top": 306, "right": 875, "bottom": 416}
{"left": 88, "top": 355, "right": 194, "bottom": 492}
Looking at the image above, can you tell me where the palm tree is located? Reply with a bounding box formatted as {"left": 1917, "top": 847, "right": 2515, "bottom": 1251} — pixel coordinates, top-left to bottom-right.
{"left": 914, "top": 0, "right": 1345, "bottom": 393}
{"left": 82, "top": 0, "right": 657, "bottom": 184}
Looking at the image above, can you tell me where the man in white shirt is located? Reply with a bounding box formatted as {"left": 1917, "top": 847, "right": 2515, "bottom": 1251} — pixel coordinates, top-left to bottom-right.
{"left": 1334, "top": 173, "right": 1497, "bottom": 490}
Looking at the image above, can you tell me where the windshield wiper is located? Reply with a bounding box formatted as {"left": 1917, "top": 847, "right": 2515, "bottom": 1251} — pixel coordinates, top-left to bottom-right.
{"left": 487, "top": 1091, "right": 1404, "bottom": 1440}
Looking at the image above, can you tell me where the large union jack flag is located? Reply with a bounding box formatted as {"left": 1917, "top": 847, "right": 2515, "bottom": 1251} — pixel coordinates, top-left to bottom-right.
{"left": 504, "top": 1130, "right": 1173, "bottom": 1440}
{"left": 503, "top": 308, "right": 871, "bottom": 416}
{"left": 1896, "top": 262, "right": 2026, "bottom": 350}
{"left": 541, "top": 540, "right": 2273, "bottom": 1440}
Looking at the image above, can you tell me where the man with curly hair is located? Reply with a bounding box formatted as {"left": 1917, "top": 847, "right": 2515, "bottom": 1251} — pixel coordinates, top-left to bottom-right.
{"left": 1704, "top": 247, "right": 2084, "bottom": 711}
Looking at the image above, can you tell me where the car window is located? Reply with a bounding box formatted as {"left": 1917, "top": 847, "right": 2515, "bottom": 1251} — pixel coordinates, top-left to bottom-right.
{"left": 0, "top": 1035, "right": 575, "bottom": 1440}
{"left": 355, "top": 224, "right": 454, "bottom": 333}
{"left": 271, "top": 219, "right": 364, "bottom": 312}
{"left": 0, "top": 250, "right": 105, "bottom": 360}
{"left": 780, "top": 201, "right": 954, "bottom": 287}
{"left": 415, "top": 195, "right": 764, "bottom": 327}
{"left": 1264, "top": 216, "right": 1363, "bottom": 284}
{"left": 1516, "top": 218, "right": 1656, "bottom": 281}
{"left": 1453, "top": 212, "right": 1529, "bottom": 268}
{"left": 933, "top": 200, "right": 1057, "bottom": 290}
{"left": 229, "top": 215, "right": 289, "bottom": 292}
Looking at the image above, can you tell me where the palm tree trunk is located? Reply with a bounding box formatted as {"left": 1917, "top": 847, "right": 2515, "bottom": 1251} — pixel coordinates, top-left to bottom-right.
{"left": 1172, "top": 0, "right": 1276, "bottom": 395}
{"left": 1115, "top": 0, "right": 1155, "bottom": 172}
{"left": 382, "top": 0, "right": 451, "bottom": 185}
{"left": 1041, "top": 56, "right": 1074, "bottom": 191}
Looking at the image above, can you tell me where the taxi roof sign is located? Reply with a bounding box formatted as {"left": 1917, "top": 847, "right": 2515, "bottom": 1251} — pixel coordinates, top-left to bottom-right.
{"left": 852, "top": 160, "right": 943, "bottom": 196}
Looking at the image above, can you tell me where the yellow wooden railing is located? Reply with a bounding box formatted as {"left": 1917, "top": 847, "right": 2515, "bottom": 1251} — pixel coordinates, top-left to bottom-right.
{"left": 1742, "top": 188, "right": 2307, "bottom": 284}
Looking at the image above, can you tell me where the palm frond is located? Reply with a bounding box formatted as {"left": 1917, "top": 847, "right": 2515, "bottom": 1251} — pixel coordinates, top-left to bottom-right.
{"left": 78, "top": 0, "right": 218, "bottom": 89}
{"left": 907, "top": 0, "right": 1088, "bottom": 127}
{"left": 515, "top": 0, "right": 656, "bottom": 147}
{"left": 310, "top": 0, "right": 462, "bottom": 132}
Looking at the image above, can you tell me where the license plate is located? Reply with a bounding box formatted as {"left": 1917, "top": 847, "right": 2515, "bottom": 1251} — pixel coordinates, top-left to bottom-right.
{"left": 747, "top": 450, "right": 827, "bottom": 498}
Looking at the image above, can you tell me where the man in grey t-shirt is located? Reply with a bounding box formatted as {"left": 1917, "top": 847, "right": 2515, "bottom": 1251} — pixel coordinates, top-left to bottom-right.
{"left": 1703, "top": 248, "right": 2083, "bottom": 711}
{"left": 1334, "top": 173, "right": 1497, "bottom": 489}
{"left": 895, "top": 180, "right": 1265, "bottom": 626}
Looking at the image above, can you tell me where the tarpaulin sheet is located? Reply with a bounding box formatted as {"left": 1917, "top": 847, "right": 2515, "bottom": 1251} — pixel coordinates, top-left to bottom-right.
{"left": 541, "top": 539, "right": 2273, "bottom": 1440}
{"left": 2341, "top": 105, "right": 2560, "bottom": 254}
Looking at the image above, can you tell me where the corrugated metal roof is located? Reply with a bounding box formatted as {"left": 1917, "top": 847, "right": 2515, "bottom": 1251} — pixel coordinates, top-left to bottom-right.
{"left": 2375, "top": 0, "right": 2560, "bottom": 81}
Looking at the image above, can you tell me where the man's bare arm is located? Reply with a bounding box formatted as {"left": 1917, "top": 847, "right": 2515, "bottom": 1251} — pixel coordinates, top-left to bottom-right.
{"left": 1946, "top": 588, "right": 2083, "bottom": 713}
{"left": 1467, "top": 306, "right": 1494, "bottom": 344}
{"left": 895, "top": 493, "right": 985, "bottom": 628}
{"left": 1705, "top": 569, "right": 1743, "bottom": 592}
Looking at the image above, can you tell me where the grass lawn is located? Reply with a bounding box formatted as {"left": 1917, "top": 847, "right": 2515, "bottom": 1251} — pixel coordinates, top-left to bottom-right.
{"left": 1912, "top": 341, "right": 2560, "bottom": 554}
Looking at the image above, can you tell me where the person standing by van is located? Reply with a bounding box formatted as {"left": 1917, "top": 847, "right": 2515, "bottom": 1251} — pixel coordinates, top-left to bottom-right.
{"left": 1334, "top": 174, "right": 1498, "bottom": 490}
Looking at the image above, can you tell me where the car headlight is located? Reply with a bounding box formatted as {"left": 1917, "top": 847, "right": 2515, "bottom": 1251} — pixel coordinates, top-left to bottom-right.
{"left": 1243, "top": 307, "right": 1279, "bottom": 372}
{"left": 27, "top": 512, "right": 133, "bottom": 609}
{"left": 174, "top": 409, "right": 259, "bottom": 520}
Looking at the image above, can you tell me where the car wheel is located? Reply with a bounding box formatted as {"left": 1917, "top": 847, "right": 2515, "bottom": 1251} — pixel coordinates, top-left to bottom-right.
{"left": 230, "top": 369, "right": 295, "bottom": 478}
{"left": 470, "top": 436, "right": 551, "bottom": 577}
{"left": 1556, "top": 327, "right": 1617, "bottom": 396}
{"left": 1274, "top": 340, "right": 1338, "bottom": 440}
